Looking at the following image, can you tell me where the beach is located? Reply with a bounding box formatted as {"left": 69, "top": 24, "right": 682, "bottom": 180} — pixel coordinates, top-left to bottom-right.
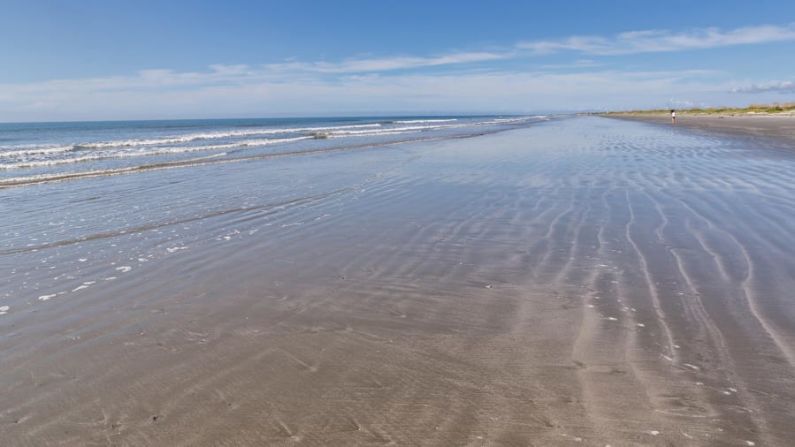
{"left": 2, "top": 116, "right": 795, "bottom": 446}
{"left": 606, "top": 113, "right": 795, "bottom": 144}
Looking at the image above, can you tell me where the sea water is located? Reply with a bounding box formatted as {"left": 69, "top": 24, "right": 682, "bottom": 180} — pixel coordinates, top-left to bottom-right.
{"left": 0, "top": 116, "right": 546, "bottom": 185}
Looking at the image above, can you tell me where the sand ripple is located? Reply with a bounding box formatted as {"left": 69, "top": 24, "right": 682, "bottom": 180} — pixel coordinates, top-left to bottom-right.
{"left": 1, "top": 117, "right": 794, "bottom": 445}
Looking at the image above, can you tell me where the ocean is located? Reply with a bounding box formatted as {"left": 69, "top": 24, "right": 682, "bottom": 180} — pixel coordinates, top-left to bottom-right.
{"left": 0, "top": 115, "right": 546, "bottom": 186}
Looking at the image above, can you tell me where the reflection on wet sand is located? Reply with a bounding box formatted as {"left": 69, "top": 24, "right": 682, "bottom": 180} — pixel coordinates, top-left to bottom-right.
{"left": 1, "top": 117, "right": 794, "bottom": 445}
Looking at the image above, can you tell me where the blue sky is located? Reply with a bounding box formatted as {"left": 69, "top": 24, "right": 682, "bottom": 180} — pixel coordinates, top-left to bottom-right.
{"left": 1, "top": 0, "right": 795, "bottom": 121}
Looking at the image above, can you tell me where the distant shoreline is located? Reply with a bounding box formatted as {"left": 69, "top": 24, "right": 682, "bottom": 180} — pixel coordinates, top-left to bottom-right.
{"left": 600, "top": 112, "right": 795, "bottom": 146}
{"left": 601, "top": 102, "right": 795, "bottom": 116}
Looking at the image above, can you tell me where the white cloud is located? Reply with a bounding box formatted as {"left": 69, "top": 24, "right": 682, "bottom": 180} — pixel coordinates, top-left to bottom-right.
{"left": 2, "top": 22, "right": 792, "bottom": 120}
{"left": 0, "top": 65, "right": 729, "bottom": 121}
{"left": 731, "top": 80, "right": 795, "bottom": 93}
{"left": 265, "top": 51, "right": 511, "bottom": 74}
{"left": 517, "top": 23, "right": 795, "bottom": 55}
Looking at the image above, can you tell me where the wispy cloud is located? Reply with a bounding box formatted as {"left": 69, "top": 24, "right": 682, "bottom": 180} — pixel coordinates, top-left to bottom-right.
{"left": 731, "top": 80, "right": 795, "bottom": 93}
{"left": 266, "top": 23, "right": 795, "bottom": 75}
{"left": 225, "top": 23, "right": 795, "bottom": 75}
{"left": 267, "top": 51, "right": 511, "bottom": 74}
{"left": 1, "top": 22, "right": 791, "bottom": 120}
{"left": 517, "top": 23, "right": 795, "bottom": 55}
{"left": 0, "top": 63, "right": 727, "bottom": 121}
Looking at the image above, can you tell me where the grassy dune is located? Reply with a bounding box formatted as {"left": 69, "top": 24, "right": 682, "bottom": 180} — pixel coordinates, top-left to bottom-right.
{"left": 604, "top": 102, "right": 795, "bottom": 116}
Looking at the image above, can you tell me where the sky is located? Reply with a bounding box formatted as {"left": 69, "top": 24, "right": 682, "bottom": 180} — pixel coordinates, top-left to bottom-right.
{"left": 1, "top": 0, "right": 795, "bottom": 121}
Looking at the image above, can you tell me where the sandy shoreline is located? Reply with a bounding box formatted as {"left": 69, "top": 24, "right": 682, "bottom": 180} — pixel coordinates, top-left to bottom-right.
{"left": 604, "top": 113, "right": 795, "bottom": 146}
{"left": 2, "top": 117, "right": 795, "bottom": 445}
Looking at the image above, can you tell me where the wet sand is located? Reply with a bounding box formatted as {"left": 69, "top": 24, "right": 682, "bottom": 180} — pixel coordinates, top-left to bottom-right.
{"left": 2, "top": 117, "right": 795, "bottom": 445}
{"left": 607, "top": 113, "right": 795, "bottom": 145}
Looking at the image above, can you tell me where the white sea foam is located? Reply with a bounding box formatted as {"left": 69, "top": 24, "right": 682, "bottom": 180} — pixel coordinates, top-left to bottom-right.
{"left": 69, "top": 123, "right": 381, "bottom": 149}
{"left": 487, "top": 118, "right": 526, "bottom": 124}
{"left": 0, "top": 118, "right": 537, "bottom": 166}
{"left": 0, "top": 124, "right": 448, "bottom": 169}
{"left": 326, "top": 124, "right": 453, "bottom": 137}
{"left": 0, "top": 145, "right": 75, "bottom": 158}
{"left": 0, "top": 136, "right": 311, "bottom": 169}
{"left": 0, "top": 117, "right": 536, "bottom": 184}
{"left": 72, "top": 281, "right": 95, "bottom": 292}
{"left": 482, "top": 116, "right": 543, "bottom": 124}
{"left": 0, "top": 123, "right": 381, "bottom": 162}
{"left": 393, "top": 119, "right": 458, "bottom": 124}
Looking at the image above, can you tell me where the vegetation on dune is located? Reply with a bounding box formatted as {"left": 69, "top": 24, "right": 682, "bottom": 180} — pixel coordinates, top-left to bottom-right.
{"left": 603, "top": 102, "right": 795, "bottom": 116}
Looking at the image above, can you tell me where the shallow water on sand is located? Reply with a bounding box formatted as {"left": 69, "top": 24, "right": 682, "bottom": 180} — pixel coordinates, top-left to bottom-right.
{"left": 1, "top": 116, "right": 794, "bottom": 446}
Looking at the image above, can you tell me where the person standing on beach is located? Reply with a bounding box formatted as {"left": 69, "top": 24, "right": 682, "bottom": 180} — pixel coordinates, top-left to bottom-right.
{"left": 670, "top": 109, "right": 676, "bottom": 124}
